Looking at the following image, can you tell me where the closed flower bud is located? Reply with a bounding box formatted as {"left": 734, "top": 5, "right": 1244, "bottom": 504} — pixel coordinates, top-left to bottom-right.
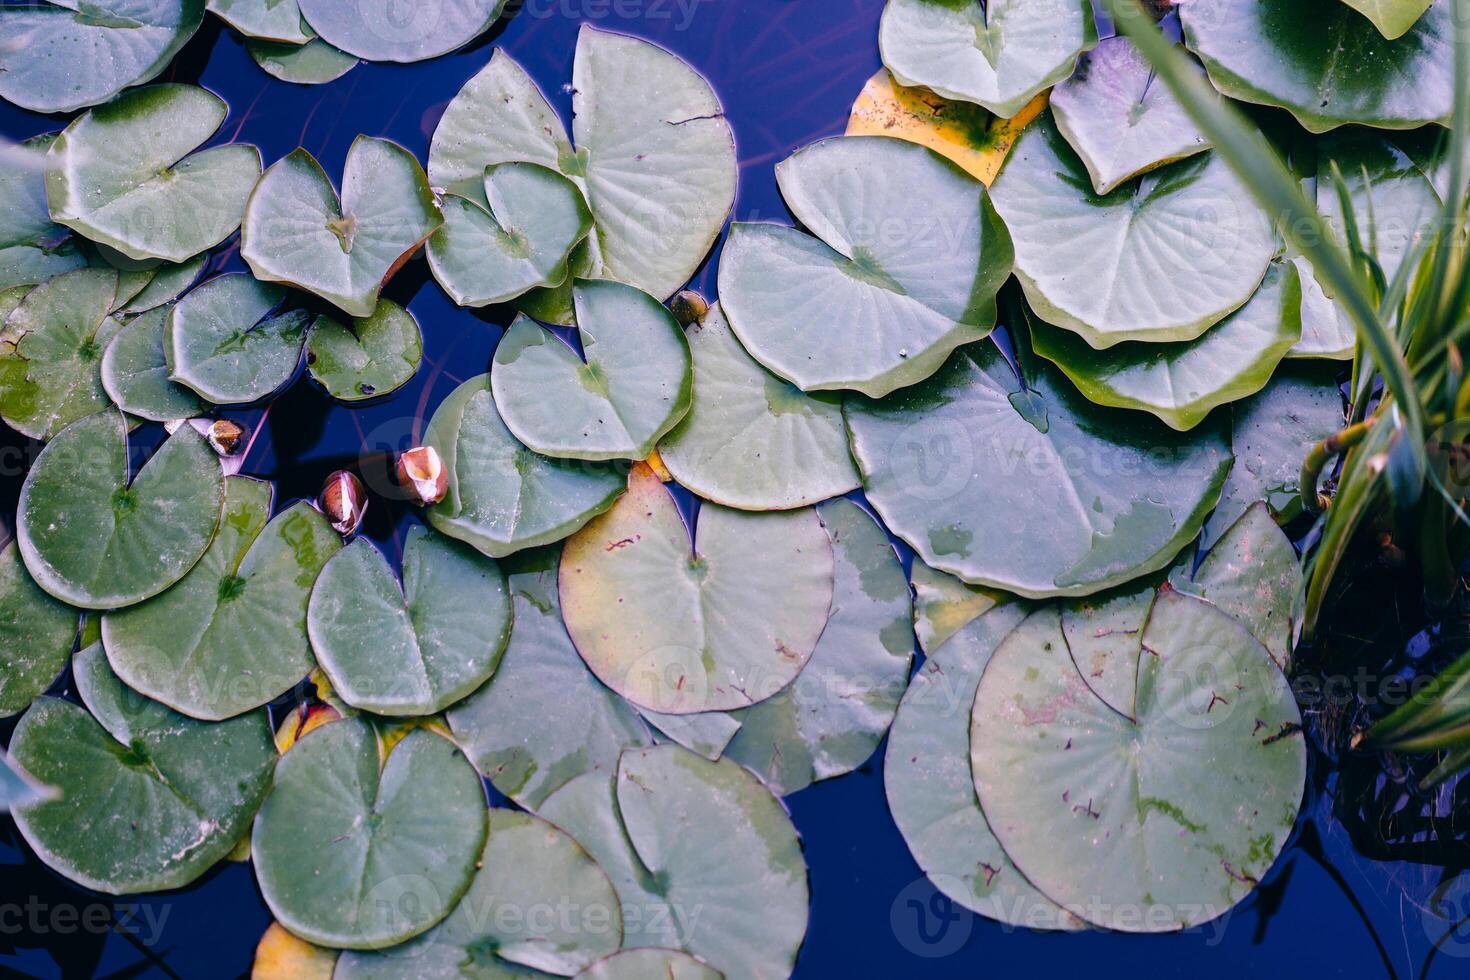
{"left": 207, "top": 419, "right": 246, "bottom": 457}
{"left": 319, "top": 470, "right": 368, "bottom": 537}
{"left": 396, "top": 445, "right": 448, "bottom": 506}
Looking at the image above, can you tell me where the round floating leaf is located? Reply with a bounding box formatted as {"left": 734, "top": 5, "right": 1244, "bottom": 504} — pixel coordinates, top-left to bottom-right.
{"left": 970, "top": 596, "right": 1307, "bottom": 931}
{"left": 560, "top": 464, "right": 834, "bottom": 714}
{"left": 990, "top": 112, "right": 1277, "bottom": 347}
{"left": 1060, "top": 574, "right": 1160, "bottom": 719}
{"left": 298, "top": 0, "right": 504, "bottom": 63}
{"left": 720, "top": 136, "right": 1012, "bottom": 397}
{"left": 242, "top": 137, "right": 442, "bottom": 318}
{"left": 118, "top": 254, "right": 205, "bottom": 315}
{"left": 1341, "top": 0, "right": 1436, "bottom": 38}
{"left": 102, "top": 477, "right": 341, "bottom": 720}
{"left": 0, "top": 542, "right": 78, "bottom": 719}
{"left": 46, "top": 84, "right": 261, "bottom": 264}
{"left": 101, "top": 305, "right": 205, "bottom": 422}
{"left": 1049, "top": 36, "right": 1211, "bottom": 195}
{"left": 252, "top": 719, "right": 488, "bottom": 950}
{"left": 209, "top": 0, "right": 311, "bottom": 42}
{"left": 423, "top": 375, "right": 626, "bottom": 558}
{"left": 576, "top": 949, "right": 722, "bottom": 980}
{"left": 0, "top": 1, "right": 204, "bottom": 114}
{"left": 1181, "top": 0, "right": 1454, "bottom": 133}
{"left": 248, "top": 38, "right": 358, "bottom": 85}
{"left": 445, "top": 548, "right": 652, "bottom": 809}
{"left": 305, "top": 299, "right": 421, "bottom": 402}
{"left": 335, "top": 809, "right": 622, "bottom": 978}
{"left": 166, "top": 273, "right": 310, "bottom": 404}
{"left": 0, "top": 135, "right": 88, "bottom": 290}
{"left": 658, "top": 303, "right": 860, "bottom": 511}
{"left": 18, "top": 411, "right": 224, "bottom": 609}
{"left": 9, "top": 642, "right": 275, "bottom": 894}
{"left": 878, "top": 0, "right": 1097, "bottom": 118}
{"left": 492, "top": 281, "right": 691, "bottom": 461}
{"left": 1029, "top": 260, "right": 1303, "bottom": 430}
{"left": 910, "top": 558, "right": 1002, "bottom": 654}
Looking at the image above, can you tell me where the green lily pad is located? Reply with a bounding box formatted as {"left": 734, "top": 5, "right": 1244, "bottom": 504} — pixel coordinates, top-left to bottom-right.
{"left": 1181, "top": 0, "right": 1454, "bottom": 133}
{"left": 0, "top": 1, "right": 204, "bottom": 113}
{"left": 1291, "top": 257, "right": 1356, "bottom": 360}
{"left": 1029, "top": 260, "right": 1303, "bottom": 430}
{"left": 46, "top": 84, "right": 261, "bottom": 264}
{"left": 445, "top": 547, "right": 652, "bottom": 810}
{"left": 492, "top": 282, "right": 691, "bottom": 461}
{"left": 117, "top": 254, "right": 206, "bottom": 315}
{"left": 1060, "top": 571, "right": 1165, "bottom": 719}
{"left": 209, "top": 0, "right": 311, "bottom": 42}
{"left": 0, "top": 135, "right": 88, "bottom": 290}
{"left": 18, "top": 411, "right": 224, "bottom": 609}
{"left": 1049, "top": 36, "right": 1211, "bottom": 195}
{"left": 305, "top": 299, "right": 421, "bottom": 402}
{"left": 878, "top": 0, "right": 1097, "bottom": 118}
{"left": 844, "top": 343, "right": 1231, "bottom": 598}
{"left": 335, "top": 808, "right": 622, "bottom": 978}
{"left": 166, "top": 273, "right": 311, "bottom": 404}
{"left": 8, "top": 642, "right": 275, "bottom": 894}
{"left": 1319, "top": 130, "right": 1441, "bottom": 288}
{"left": 252, "top": 719, "right": 487, "bottom": 950}
{"left": 101, "top": 477, "right": 340, "bottom": 720}
{"left": 241, "top": 137, "right": 442, "bottom": 318}
{"left": 298, "top": 0, "right": 503, "bottom": 62}
{"left": 560, "top": 464, "right": 834, "bottom": 714}
{"left": 423, "top": 375, "right": 626, "bottom": 558}
{"left": 911, "top": 559, "right": 1002, "bottom": 654}
{"left": 1, "top": 754, "right": 56, "bottom": 812}
{"left": 640, "top": 708, "right": 743, "bottom": 762}
{"left": 0, "top": 541, "right": 78, "bottom": 719}
{"left": 990, "top": 112, "right": 1277, "bottom": 347}
{"left": 101, "top": 305, "right": 205, "bottom": 422}
{"left": 575, "top": 949, "right": 721, "bottom": 980}
{"left": 969, "top": 595, "right": 1306, "bottom": 931}
{"left": 247, "top": 37, "right": 359, "bottom": 84}
{"left": 719, "top": 136, "right": 1012, "bottom": 397}
{"left": 1341, "top": 0, "right": 1435, "bottom": 38}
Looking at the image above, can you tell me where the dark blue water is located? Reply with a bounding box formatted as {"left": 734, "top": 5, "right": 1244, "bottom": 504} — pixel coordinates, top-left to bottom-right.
{"left": 2, "top": 2, "right": 1467, "bottom": 977}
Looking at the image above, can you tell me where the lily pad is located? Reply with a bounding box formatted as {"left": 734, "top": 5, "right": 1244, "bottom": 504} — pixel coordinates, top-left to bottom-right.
{"left": 241, "top": 137, "right": 442, "bottom": 318}
{"left": 1181, "top": 0, "right": 1454, "bottom": 133}
{"left": 1049, "top": 36, "right": 1211, "bottom": 195}
{"left": 8, "top": 642, "right": 276, "bottom": 894}
{"left": 298, "top": 0, "right": 503, "bottom": 63}
{"left": 118, "top": 254, "right": 206, "bottom": 315}
{"left": 248, "top": 38, "right": 359, "bottom": 85}
{"left": 209, "top": 0, "right": 311, "bottom": 42}
{"left": 445, "top": 547, "right": 652, "bottom": 809}
{"left": 1029, "top": 260, "right": 1303, "bottom": 430}
{"left": 18, "top": 411, "right": 224, "bottom": 609}
{"left": 423, "top": 375, "right": 626, "bottom": 558}
{"left": 1291, "top": 257, "right": 1356, "bottom": 360}
{"left": 46, "top": 84, "right": 261, "bottom": 264}
{"left": 845, "top": 342, "right": 1231, "bottom": 598}
{"left": 1341, "top": 0, "right": 1436, "bottom": 38}
{"left": 101, "top": 305, "right": 205, "bottom": 422}
{"left": 575, "top": 949, "right": 721, "bottom": 980}
{"left": 970, "top": 596, "right": 1306, "bottom": 931}
{"left": 0, "top": 1, "right": 204, "bottom": 113}
{"left": 1059, "top": 572, "right": 1163, "bottom": 720}
{"left": 253, "top": 923, "right": 339, "bottom": 980}
{"left": 492, "top": 282, "right": 691, "bottom": 461}
{"left": 878, "top": 0, "right": 1097, "bottom": 119}
{"left": 1318, "top": 130, "right": 1441, "bottom": 288}
{"left": 640, "top": 708, "right": 744, "bottom": 762}
{"left": 990, "top": 112, "right": 1277, "bottom": 347}
{"left": 252, "top": 719, "right": 487, "bottom": 950}
{"left": 560, "top": 464, "right": 834, "bottom": 715}
{"left": 0, "top": 541, "right": 78, "bottom": 719}
{"left": 305, "top": 299, "right": 421, "bottom": 402}
{"left": 166, "top": 273, "right": 310, "bottom": 404}
{"left": 720, "top": 135, "right": 1012, "bottom": 397}
{"left": 911, "top": 559, "right": 1002, "bottom": 654}
{"left": 0, "top": 135, "right": 88, "bottom": 290}
{"left": 102, "top": 477, "right": 341, "bottom": 720}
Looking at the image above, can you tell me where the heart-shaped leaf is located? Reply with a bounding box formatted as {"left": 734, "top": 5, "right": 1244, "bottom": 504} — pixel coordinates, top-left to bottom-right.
{"left": 101, "top": 477, "right": 341, "bottom": 721}
{"left": 878, "top": 0, "right": 1097, "bottom": 118}
{"left": 1340, "top": 0, "right": 1436, "bottom": 38}
{"left": 208, "top": 0, "right": 311, "bottom": 42}
{"left": 305, "top": 299, "right": 421, "bottom": 402}
{"left": 101, "top": 305, "right": 205, "bottom": 422}
{"left": 8, "top": 642, "right": 276, "bottom": 894}
{"left": 249, "top": 37, "right": 358, "bottom": 85}
{"left": 0, "top": 541, "right": 78, "bottom": 719}
{"left": 242, "top": 137, "right": 442, "bottom": 318}
{"left": 298, "top": 0, "right": 504, "bottom": 62}
{"left": 576, "top": 949, "right": 722, "bottom": 980}
{"left": 0, "top": 135, "right": 89, "bottom": 290}
{"left": 910, "top": 559, "right": 1002, "bottom": 654}
{"left": 492, "top": 281, "right": 691, "bottom": 461}
{"left": 166, "top": 273, "right": 310, "bottom": 404}
{"left": 990, "top": 111, "right": 1277, "bottom": 347}
{"left": 18, "top": 411, "right": 224, "bottom": 609}
{"left": 560, "top": 464, "right": 834, "bottom": 714}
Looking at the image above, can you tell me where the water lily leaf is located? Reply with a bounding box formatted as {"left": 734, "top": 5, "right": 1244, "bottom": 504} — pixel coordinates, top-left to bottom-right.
{"left": 1181, "top": 0, "right": 1454, "bottom": 133}
{"left": 0, "top": 542, "right": 78, "bottom": 719}
{"left": 845, "top": 343, "right": 1231, "bottom": 598}
{"left": 0, "top": 267, "right": 123, "bottom": 441}
{"left": 208, "top": 0, "right": 311, "bottom": 42}
{"left": 1049, "top": 36, "right": 1211, "bottom": 195}
{"left": 1291, "top": 257, "right": 1356, "bottom": 360}
{"left": 878, "top": 0, "right": 1097, "bottom": 118}
{"left": 575, "top": 949, "right": 721, "bottom": 980}
{"left": 118, "top": 254, "right": 205, "bottom": 315}
{"left": 1059, "top": 572, "right": 1166, "bottom": 720}
{"left": 101, "top": 477, "right": 340, "bottom": 720}
{"left": 560, "top": 464, "right": 834, "bottom": 714}
{"left": 46, "top": 84, "right": 261, "bottom": 264}
{"left": 1341, "top": 0, "right": 1436, "bottom": 37}
{"left": 539, "top": 746, "right": 808, "bottom": 977}
{"left": 423, "top": 375, "right": 626, "bottom": 558}
{"left": 0, "top": 135, "right": 89, "bottom": 290}
{"left": 657, "top": 303, "right": 860, "bottom": 511}
{"left": 0, "top": 753, "right": 56, "bottom": 812}
{"left": 1029, "top": 260, "right": 1303, "bottom": 430}
{"left": 1318, "top": 130, "right": 1441, "bottom": 288}
{"left": 8, "top": 642, "right": 275, "bottom": 894}
{"left": 18, "top": 411, "right": 224, "bottom": 609}
{"left": 305, "top": 299, "right": 421, "bottom": 402}
{"left": 166, "top": 273, "right": 310, "bottom": 404}
{"left": 101, "top": 305, "right": 205, "bottom": 422}
{"left": 0, "top": 1, "right": 204, "bottom": 114}
{"left": 972, "top": 597, "right": 1306, "bottom": 931}
{"left": 640, "top": 708, "right": 743, "bottom": 761}
{"left": 247, "top": 37, "right": 359, "bottom": 84}
{"left": 911, "top": 558, "right": 1002, "bottom": 654}
{"left": 335, "top": 809, "right": 621, "bottom": 978}
{"left": 492, "top": 282, "right": 691, "bottom": 461}
{"left": 253, "top": 719, "right": 487, "bottom": 949}
{"left": 298, "top": 0, "right": 504, "bottom": 62}
{"left": 445, "top": 548, "right": 652, "bottom": 809}
{"left": 427, "top": 162, "right": 592, "bottom": 308}
{"left": 253, "top": 922, "right": 338, "bottom": 980}
{"left": 241, "top": 137, "right": 442, "bottom": 318}
{"left": 990, "top": 112, "right": 1277, "bottom": 347}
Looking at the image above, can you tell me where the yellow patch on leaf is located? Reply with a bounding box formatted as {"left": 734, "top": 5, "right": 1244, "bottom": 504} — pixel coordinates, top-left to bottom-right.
{"left": 273, "top": 702, "right": 342, "bottom": 754}
{"left": 643, "top": 448, "right": 672, "bottom": 482}
{"left": 252, "top": 922, "right": 337, "bottom": 980}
